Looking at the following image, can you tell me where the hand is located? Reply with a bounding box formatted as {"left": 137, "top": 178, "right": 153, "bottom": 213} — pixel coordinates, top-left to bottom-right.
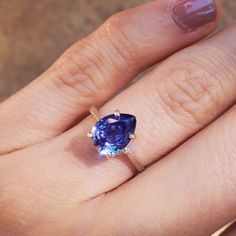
{"left": 0, "top": 0, "right": 235, "bottom": 235}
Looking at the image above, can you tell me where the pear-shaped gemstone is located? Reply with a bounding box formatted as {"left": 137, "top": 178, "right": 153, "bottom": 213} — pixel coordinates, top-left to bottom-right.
{"left": 91, "top": 113, "right": 136, "bottom": 157}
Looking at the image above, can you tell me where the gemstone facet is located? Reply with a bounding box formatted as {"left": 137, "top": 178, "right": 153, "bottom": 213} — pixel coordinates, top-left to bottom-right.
{"left": 91, "top": 113, "right": 136, "bottom": 157}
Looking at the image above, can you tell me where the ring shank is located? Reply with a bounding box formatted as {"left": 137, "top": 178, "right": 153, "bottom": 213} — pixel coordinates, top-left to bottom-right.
{"left": 124, "top": 148, "right": 145, "bottom": 172}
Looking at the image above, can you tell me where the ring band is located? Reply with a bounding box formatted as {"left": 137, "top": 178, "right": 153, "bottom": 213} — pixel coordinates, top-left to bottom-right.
{"left": 88, "top": 106, "right": 145, "bottom": 172}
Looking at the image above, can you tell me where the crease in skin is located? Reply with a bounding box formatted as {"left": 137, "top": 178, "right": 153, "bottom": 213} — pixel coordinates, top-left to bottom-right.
{"left": 102, "top": 17, "right": 143, "bottom": 71}
{"left": 0, "top": 0, "right": 221, "bottom": 156}
{"left": 168, "top": 65, "right": 219, "bottom": 123}
{"left": 0, "top": 1, "right": 227, "bottom": 235}
{"left": 154, "top": 44, "right": 234, "bottom": 128}
{"left": 90, "top": 107, "right": 236, "bottom": 235}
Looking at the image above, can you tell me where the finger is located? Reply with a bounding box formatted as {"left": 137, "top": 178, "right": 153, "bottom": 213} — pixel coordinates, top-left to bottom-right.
{"left": 1, "top": 104, "right": 236, "bottom": 234}
{"left": 99, "top": 20, "right": 236, "bottom": 165}
{"left": 49, "top": 20, "right": 236, "bottom": 199}
{"left": 92, "top": 105, "right": 236, "bottom": 236}
{"left": 0, "top": 0, "right": 222, "bottom": 154}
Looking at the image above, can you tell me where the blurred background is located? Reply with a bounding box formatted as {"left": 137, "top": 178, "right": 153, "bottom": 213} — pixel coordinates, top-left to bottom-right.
{"left": 0, "top": 0, "right": 235, "bottom": 102}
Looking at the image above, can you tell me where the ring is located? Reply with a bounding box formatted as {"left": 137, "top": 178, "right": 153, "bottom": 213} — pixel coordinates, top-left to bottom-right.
{"left": 87, "top": 106, "right": 145, "bottom": 172}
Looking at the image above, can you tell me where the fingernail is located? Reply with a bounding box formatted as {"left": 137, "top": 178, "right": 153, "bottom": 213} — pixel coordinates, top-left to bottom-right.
{"left": 171, "top": 0, "right": 217, "bottom": 32}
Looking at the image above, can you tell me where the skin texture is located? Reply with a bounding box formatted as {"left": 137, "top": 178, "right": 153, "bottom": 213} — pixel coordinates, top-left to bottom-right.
{"left": 0, "top": 0, "right": 222, "bottom": 154}
{"left": 1, "top": 0, "right": 236, "bottom": 235}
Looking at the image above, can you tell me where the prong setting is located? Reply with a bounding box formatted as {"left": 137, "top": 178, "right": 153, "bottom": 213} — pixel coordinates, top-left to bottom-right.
{"left": 129, "top": 134, "right": 136, "bottom": 139}
{"left": 114, "top": 110, "right": 121, "bottom": 117}
{"left": 89, "top": 108, "right": 136, "bottom": 157}
{"left": 88, "top": 106, "right": 144, "bottom": 172}
{"left": 123, "top": 147, "right": 128, "bottom": 154}
{"left": 106, "top": 153, "right": 114, "bottom": 159}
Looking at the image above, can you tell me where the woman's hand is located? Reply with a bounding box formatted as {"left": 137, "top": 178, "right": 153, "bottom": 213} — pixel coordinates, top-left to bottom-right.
{"left": 0, "top": 0, "right": 235, "bottom": 235}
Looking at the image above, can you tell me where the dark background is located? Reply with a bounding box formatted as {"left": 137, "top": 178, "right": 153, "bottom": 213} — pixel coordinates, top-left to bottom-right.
{"left": 0, "top": 0, "right": 235, "bottom": 101}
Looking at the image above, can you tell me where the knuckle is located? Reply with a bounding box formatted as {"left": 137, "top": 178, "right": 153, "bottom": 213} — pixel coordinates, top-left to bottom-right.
{"left": 158, "top": 59, "right": 225, "bottom": 126}
{"left": 102, "top": 13, "right": 140, "bottom": 68}
{"left": 49, "top": 10, "right": 144, "bottom": 101}
{"left": 51, "top": 38, "right": 110, "bottom": 101}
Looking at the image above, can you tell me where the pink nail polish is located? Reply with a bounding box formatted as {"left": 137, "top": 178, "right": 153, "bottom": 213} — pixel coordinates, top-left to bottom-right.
{"left": 171, "top": 0, "right": 217, "bottom": 32}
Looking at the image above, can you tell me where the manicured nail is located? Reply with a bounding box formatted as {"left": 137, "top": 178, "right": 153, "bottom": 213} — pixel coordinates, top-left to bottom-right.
{"left": 171, "top": 0, "right": 217, "bottom": 32}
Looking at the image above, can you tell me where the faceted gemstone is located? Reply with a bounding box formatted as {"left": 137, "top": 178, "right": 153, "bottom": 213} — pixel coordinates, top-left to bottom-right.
{"left": 91, "top": 113, "right": 136, "bottom": 157}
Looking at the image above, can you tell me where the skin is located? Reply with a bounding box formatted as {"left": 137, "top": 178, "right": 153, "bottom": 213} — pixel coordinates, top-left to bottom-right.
{"left": 0, "top": 0, "right": 236, "bottom": 235}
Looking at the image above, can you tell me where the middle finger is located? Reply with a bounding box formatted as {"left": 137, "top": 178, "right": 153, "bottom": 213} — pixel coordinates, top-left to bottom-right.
{"left": 50, "top": 22, "right": 236, "bottom": 199}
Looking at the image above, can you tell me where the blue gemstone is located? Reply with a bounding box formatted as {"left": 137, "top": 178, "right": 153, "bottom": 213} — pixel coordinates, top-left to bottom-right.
{"left": 91, "top": 113, "right": 136, "bottom": 156}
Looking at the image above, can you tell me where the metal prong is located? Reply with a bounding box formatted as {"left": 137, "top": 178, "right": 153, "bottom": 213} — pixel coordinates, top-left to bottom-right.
{"left": 129, "top": 134, "right": 136, "bottom": 139}
{"left": 87, "top": 132, "right": 93, "bottom": 138}
{"left": 114, "top": 110, "right": 120, "bottom": 117}
{"left": 89, "top": 106, "right": 100, "bottom": 121}
{"left": 105, "top": 153, "right": 114, "bottom": 159}
{"left": 123, "top": 147, "right": 128, "bottom": 154}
